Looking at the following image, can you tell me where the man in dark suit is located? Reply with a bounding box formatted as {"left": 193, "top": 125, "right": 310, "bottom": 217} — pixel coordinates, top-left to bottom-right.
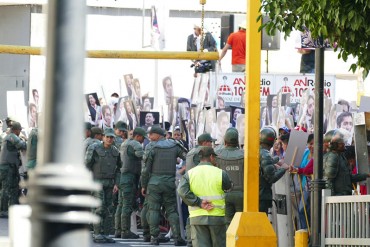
{"left": 187, "top": 24, "right": 217, "bottom": 71}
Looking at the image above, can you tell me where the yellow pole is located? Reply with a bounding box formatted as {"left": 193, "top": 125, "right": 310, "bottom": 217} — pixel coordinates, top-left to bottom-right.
{"left": 0, "top": 44, "right": 219, "bottom": 60}
{"left": 227, "top": 1, "right": 277, "bottom": 246}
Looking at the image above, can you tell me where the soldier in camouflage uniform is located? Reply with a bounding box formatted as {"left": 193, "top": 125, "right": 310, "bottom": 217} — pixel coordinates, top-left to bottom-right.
{"left": 0, "top": 122, "right": 27, "bottom": 217}
{"left": 83, "top": 122, "right": 92, "bottom": 150}
{"left": 114, "top": 121, "right": 128, "bottom": 149}
{"left": 215, "top": 128, "right": 244, "bottom": 224}
{"left": 141, "top": 125, "right": 187, "bottom": 246}
{"left": 324, "top": 129, "right": 370, "bottom": 196}
{"left": 115, "top": 127, "right": 146, "bottom": 239}
{"left": 26, "top": 128, "right": 38, "bottom": 170}
{"left": 85, "top": 128, "right": 121, "bottom": 243}
{"left": 113, "top": 120, "right": 129, "bottom": 236}
{"left": 84, "top": 127, "right": 103, "bottom": 151}
{"left": 259, "top": 127, "right": 287, "bottom": 214}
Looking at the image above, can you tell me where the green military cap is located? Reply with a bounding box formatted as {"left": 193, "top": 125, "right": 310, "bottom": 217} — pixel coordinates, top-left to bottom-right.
{"left": 85, "top": 122, "right": 92, "bottom": 130}
{"left": 115, "top": 121, "right": 128, "bottom": 131}
{"left": 133, "top": 127, "right": 148, "bottom": 139}
{"left": 104, "top": 127, "right": 115, "bottom": 137}
{"left": 197, "top": 133, "right": 216, "bottom": 143}
{"left": 224, "top": 127, "right": 239, "bottom": 145}
{"left": 11, "top": 121, "right": 22, "bottom": 130}
{"left": 91, "top": 127, "right": 103, "bottom": 135}
{"left": 199, "top": 146, "right": 218, "bottom": 158}
{"left": 149, "top": 125, "right": 165, "bottom": 136}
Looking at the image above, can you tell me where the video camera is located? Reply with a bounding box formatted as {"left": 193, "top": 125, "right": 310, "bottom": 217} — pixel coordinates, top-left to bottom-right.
{"left": 190, "top": 60, "right": 212, "bottom": 73}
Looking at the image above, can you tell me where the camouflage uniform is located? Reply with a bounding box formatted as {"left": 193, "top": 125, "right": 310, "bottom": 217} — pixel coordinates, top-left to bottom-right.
{"left": 0, "top": 127, "right": 27, "bottom": 215}
{"left": 115, "top": 138, "right": 143, "bottom": 238}
{"left": 26, "top": 128, "right": 38, "bottom": 170}
{"left": 216, "top": 146, "right": 244, "bottom": 224}
{"left": 141, "top": 133, "right": 187, "bottom": 245}
{"left": 85, "top": 129, "right": 121, "bottom": 243}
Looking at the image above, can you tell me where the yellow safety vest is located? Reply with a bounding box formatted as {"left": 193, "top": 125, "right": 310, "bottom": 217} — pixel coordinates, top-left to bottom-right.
{"left": 188, "top": 164, "right": 225, "bottom": 218}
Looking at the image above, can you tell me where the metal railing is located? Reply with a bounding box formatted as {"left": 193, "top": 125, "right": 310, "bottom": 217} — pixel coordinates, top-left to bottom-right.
{"left": 321, "top": 189, "right": 370, "bottom": 246}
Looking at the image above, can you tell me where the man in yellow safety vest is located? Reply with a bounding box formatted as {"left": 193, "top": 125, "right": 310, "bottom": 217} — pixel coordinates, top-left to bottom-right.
{"left": 178, "top": 146, "right": 232, "bottom": 247}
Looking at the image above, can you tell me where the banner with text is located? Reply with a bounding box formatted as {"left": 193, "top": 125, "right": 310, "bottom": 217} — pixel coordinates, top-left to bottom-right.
{"left": 212, "top": 73, "right": 336, "bottom": 106}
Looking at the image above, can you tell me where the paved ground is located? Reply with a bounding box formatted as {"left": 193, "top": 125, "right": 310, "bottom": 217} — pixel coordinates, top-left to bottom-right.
{"left": 0, "top": 218, "right": 177, "bottom": 247}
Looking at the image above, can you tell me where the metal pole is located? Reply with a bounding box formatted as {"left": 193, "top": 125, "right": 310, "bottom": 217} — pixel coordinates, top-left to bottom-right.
{"left": 27, "top": 1, "right": 100, "bottom": 246}
{"left": 311, "top": 47, "right": 325, "bottom": 247}
{"left": 0, "top": 44, "right": 219, "bottom": 60}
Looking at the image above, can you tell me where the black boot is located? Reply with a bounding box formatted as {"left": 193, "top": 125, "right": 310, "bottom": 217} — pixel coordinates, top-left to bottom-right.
{"left": 151, "top": 236, "right": 159, "bottom": 245}
{"left": 174, "top": 237, "right": 187, "bottom": 246}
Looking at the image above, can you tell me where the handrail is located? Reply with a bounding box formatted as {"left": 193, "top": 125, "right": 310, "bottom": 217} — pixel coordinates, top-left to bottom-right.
{"left": 0, "top": 44, "right": 219, "bottom": 60}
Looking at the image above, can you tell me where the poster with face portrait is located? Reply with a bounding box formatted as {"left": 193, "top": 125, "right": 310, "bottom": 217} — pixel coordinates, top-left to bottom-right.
{"left": 85, "top": 93, "right": 102, "bottom": 126}
{"left": 31, "top": 89, "right": 41, "bottom": 113}
{"left": 187, "top": 120, "right": 196, "bottom": 149}
{"left": 115, "top": 96, "right": 129, "bottom": 123}
{"left": 230, "top": 106, "right": 244, "bottom": 128}
{"left": 196, "top": 109, "right": 206, "bottom": 139}
{"left": 260, "top": 94, "right": 277, "bottom": 128}
{"left": 28, "top": 102, "right": 38, "bottom": 128}
{"left": 140, "top": 111, "right": 160, "bottom": 131}
{"left": 141, "top": 97, "right": 154, "bottom": 111}
{"left": 336, "top": 111, "right": 354, "bottom": 145}
{"left": 168, "top": 96, "right": 179, "bottom": 128}
{"left": 205, "top": 108, "right": 217, "bottom": 139}
{"left": 123, "top": 74, "right": 134, "bottom": 97}
{"left": 132, "top": 78, "right": 142, "bottom": 106}
{"left": 100, "top": 105, "right": 114, "bottom": 129}
{"left": 236, "top": 114, "right": 245, "bottom": 146}
{"left": 216, "top": 111, "right": 231, "bottom": 144}
{"left": 162, "top": 76, "right": 174, "bottom": 105}
{"left": 123, "top": 99, "right": 138, "bottom": 130}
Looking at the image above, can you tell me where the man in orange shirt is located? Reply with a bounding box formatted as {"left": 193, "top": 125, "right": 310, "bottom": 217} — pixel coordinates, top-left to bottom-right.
{"left": 219, "top": 21, "right": 246, "bottom": 72}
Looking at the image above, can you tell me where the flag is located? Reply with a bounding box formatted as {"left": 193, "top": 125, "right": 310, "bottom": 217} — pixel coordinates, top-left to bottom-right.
{"left": 151, "top": 5, "right": 161, "bottom": 50}
{"left": 151, "top": 6, "right": 160, "bottom": 35}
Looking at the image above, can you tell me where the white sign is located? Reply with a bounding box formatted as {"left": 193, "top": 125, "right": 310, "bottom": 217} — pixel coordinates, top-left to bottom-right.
{"left": 212, "top": 73, "right": 336, "bottom": 105}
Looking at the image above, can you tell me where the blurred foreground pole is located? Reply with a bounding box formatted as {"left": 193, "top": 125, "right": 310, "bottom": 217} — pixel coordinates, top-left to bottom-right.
{"left": 27, "top": 1, "right": 100, "bottom": 247}
{"left": 311, "top": 47, "right": 325, "bottom": 247}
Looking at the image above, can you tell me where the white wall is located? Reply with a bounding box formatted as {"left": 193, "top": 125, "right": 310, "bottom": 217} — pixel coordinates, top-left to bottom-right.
{"left": 29, "top": 3, "right": 364, "bottom": 111}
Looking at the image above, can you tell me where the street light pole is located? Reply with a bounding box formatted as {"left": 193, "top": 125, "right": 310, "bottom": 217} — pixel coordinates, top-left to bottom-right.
{"left": 311, "top": 47, "right": 325, "bottom": 247}
{"left": 27, "top": 1, "right": 100, "bottom": 246}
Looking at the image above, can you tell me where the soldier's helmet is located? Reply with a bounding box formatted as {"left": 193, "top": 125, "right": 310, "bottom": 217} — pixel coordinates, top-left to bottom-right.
{"left": 224, "top": 127, "right": 239, "bottom": 146}
{"left": 260, "top": 127, "right": 276, "bottom": 146}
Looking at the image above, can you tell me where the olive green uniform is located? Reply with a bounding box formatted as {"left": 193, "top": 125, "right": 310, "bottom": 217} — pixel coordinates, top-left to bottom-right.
{"left": 141, "top": 137, "right": 187, "bottom": 242}
{"left": 0, "top": 132, "right": 26, "bottom": 214}
{"left": 26, "top": 128, "right": 38, "bottom": 170}
{"left": 115, "top": 138, "right": 143, "bottom": 237}
{"left": 215, "top": 146, "right": 244, "bottom": 224}
{"left": 324, "top": 151, "right": 367, "bottom": 196}
{"left": 178, "top": 162, "right": 232, "bottom": 247}
{"left": 259, "top": 146, "right": 286, "bottom": 214}
{"left": 85, "top": 142, "right": 121, "bottom": 237}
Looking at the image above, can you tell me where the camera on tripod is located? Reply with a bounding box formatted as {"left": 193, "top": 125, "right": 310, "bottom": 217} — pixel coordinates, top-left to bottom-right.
{"left": 190, "top": 60, "right": 212, "bottom": 73}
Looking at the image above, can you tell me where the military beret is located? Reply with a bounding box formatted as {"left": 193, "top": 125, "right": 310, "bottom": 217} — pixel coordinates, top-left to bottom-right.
{"left": 11, "top": 121, "right": 22, "bottom": 130}
{"left": 149, "top": 125, "right": 165, "bottom": 136}
{"left": 133, "top": 127, "right": 148, "bottom": 139}
{"left": 199, "top": 146, "right": 218, "bottom": 158}
{"left": 197, "top": 133, "right": 216, "bottom": 143}
{"left": 224, "top": 127, "right": 239, "bottom": 145}
{"left": 104, "top": 128, "right": 115, "bottom": 137}
{"left": 85, "top": 122, "right": 92, "bottom": 130}
{"left": 91, "top": 127, "right": 103, "bottom": 135}
{"left": 115, "top": 121, "right": 128, "bottom": 131}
